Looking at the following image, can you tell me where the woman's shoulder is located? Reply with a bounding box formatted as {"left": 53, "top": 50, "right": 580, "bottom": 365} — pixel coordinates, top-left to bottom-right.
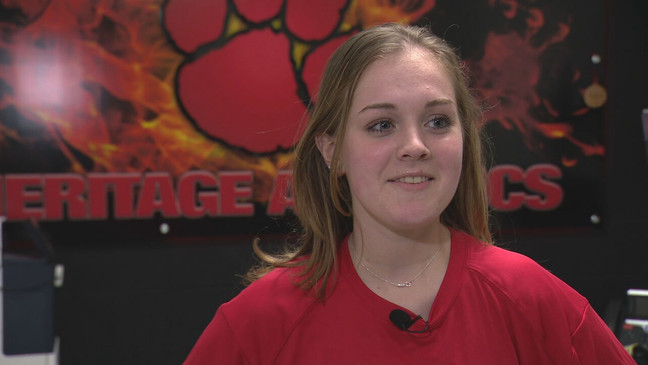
{"left": 220, "top": 265, "right": 318, "bottom": 327}
{"left": 455, "top": 231, "right": 587, "bottom": 308}
{"left": 468, "top": 241, "right": 550, "bottom": 278}
{"left": 186, "top": 266, "right": 318, "bottom": 363}
{"left": 452, "top": 230, "right": 545, "bottom": 275}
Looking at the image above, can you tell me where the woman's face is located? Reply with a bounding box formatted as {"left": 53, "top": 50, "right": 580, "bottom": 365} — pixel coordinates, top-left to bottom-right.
{"left": 319, "top": 47, "right": 464, "bottom": 236}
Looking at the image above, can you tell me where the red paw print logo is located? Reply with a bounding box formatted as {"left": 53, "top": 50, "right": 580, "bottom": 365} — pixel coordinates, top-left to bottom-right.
{"left": 163, "top": 1, "right": 436, "bottom": 153}
{"left": 163, "top": 0, "right": 348, "bottom": 153}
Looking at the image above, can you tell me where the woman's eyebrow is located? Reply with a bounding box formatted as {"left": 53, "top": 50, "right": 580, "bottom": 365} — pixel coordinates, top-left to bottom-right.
{"left": 358, "top": 98, "right": 455, "bottom": 114}
{"left": 425, "top": 98, "right": 455, "bottom": 108}
{"left": 358, "top": 102, "right": 396, "bottom": 113}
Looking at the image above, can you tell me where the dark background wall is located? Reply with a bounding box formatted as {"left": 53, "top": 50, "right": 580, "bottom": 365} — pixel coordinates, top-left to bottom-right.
{"left": 13, "top": 0, "right": 647, "bottom": 364}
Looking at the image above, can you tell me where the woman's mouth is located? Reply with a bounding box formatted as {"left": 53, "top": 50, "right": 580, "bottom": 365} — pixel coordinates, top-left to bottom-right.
{"left": 392, "top": 176, "right": 433, "bottom": 184}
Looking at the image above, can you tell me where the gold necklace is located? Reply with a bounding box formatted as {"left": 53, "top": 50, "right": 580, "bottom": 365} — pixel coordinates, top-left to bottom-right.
{"left": 349, "top": 241, "right": 444, "bottom": 288}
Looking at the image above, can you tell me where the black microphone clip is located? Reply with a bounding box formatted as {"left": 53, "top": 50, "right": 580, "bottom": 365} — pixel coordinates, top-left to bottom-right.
{"left": 389, "top": 309, "right": 429, "bottom": 333}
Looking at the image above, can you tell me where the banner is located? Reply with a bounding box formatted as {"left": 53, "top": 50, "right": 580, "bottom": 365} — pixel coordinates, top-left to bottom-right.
{"left": 0, "top": 0, "right": 607, "bottom": 241}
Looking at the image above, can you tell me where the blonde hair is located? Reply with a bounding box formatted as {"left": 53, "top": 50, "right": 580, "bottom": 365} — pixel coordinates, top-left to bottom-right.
{"left": 246, "top": 23, "right": 492, "bottom": 297}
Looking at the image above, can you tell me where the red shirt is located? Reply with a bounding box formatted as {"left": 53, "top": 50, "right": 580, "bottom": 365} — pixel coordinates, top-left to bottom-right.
{"left": 185, "top": 230, "right": 634, "bottom": 364}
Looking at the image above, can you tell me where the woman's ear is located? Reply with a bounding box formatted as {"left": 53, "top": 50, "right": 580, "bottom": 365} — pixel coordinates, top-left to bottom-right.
{"left": 315, "top": 133, "right": 336, "bottom": 167}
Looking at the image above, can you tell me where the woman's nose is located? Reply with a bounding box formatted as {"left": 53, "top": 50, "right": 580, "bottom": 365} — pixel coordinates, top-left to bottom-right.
{"left": 397, "top": 128, "right": 430, "bottom": 160}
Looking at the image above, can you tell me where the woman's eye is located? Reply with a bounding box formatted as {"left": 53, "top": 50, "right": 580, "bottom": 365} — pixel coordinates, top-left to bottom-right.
{"left": 368, "top": 120, "right": 394, "bottom": 134}
{"left": 426, "top": 115, "right": 452, "bottom": 131}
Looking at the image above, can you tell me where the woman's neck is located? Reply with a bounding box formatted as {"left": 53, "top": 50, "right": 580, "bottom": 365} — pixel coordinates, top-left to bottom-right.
{"left": 348, "top": 222, "right": 450, "bottom": 271}
{"left": 347, "top": 222, "right": 452, "bottom": 320}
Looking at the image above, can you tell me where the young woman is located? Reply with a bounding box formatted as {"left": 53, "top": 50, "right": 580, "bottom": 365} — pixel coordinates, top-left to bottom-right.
{"left": 185, "top": 23, "right": 633, "bottom": 364}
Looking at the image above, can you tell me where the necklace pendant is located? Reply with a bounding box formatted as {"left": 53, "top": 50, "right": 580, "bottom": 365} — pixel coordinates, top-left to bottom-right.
{"left": 397, "top": 281, "right": 412, "bottom": 288}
